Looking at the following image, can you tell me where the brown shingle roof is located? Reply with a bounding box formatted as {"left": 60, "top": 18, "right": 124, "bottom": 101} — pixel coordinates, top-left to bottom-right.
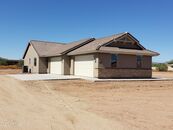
{"left": 30, "top": 40, "right": 65, "bottom": 57}
{"left": 67, "top": 32, "right": 159, "bottom": 56}
{"left": 23, "top": 38, "right": 95, "bottom": 58}
{"left": 99, "top": 47, "right": 159, "bottom": 56}
{"left": 67, "top": 33, "right": 126, "bottom": 55}
{"left": 59, "top": 38, "right": 95, "bottom": 55}
{"left": 23, "top": 32, "right": 159, "bottom": 58}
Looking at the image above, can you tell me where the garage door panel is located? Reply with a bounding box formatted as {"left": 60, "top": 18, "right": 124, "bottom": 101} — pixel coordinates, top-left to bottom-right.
{"left": 50, "top": 57, "right": 62, "bottom": 74}
{"left": 74, "top": 55, "right": 94, "bottom": 77}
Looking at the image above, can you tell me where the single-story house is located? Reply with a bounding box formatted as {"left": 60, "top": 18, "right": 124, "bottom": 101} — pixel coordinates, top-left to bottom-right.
{"left": 23, "top": 32, "right": 159, "bottom": 78}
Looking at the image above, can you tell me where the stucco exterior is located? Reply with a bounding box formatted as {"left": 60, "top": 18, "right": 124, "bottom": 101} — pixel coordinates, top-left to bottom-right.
{"left": 23, "top": 32, "right": 158, "bottom": 78}
{"left": 24, "top": 44, "right": 39, "bottom": 73}
{"left": 70, "top": 56, "right": 75, "bottom": 75}
{"left": 62, "top": 55, "right": 70, "bottom": 75}
{"left": 24, "top": 45, "right": 152, "bottom": 78}
{"left": 24, "top": 44, "right": 48, "bottom": 74}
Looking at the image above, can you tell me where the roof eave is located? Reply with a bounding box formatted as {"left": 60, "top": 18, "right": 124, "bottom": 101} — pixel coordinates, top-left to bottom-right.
{"left": 22, "top": 42, "right": 30, "bottom": 59}
{"left": 67, "top": 50, "right": 98, "bottom": 56}
{"left": 68, "top": 50, "right": 159, "bottom": 56}
{"left": 98, "top": 50, "right": 159, "bottom": 56}
{"left": 40, "top": 54, "right": 62, "bottom": 58}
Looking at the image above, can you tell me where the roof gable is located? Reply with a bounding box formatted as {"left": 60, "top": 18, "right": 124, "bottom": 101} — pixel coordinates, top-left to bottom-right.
{"left": 23, "top": 43, "right": 38, "bottom": 59}
{"left": 67, "top": 32, "right": 127, "bottom": 55}
{"left": 67, "top": 32, "right": 159, "bottom": 56}
{"left": 104, "top": 33, "right": 145, "bottom": 50}
{"left": 23, "top": 40, "right": 66, "bottom": 59}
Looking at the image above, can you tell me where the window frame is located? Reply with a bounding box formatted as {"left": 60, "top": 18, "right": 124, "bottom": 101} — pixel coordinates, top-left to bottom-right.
{"left": 34, "top": 58, "right": 37, "bottom": 66}
{"left": 137, "top": 55, "right": 142, "bottom": 69}
{"left": 111, "top": 54, "right": 118, "bottom": 68}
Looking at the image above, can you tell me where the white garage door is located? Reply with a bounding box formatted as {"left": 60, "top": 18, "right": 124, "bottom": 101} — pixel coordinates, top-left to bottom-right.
{"left": 50, "top": 57, "right": 62, "bottom": 74}
{"left": 74, "top": 55, "right": 94, "bottom": 77}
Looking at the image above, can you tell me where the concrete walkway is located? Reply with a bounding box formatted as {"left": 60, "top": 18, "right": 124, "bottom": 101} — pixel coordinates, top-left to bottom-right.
{"left": 8, "top": 74, "right": 80, "bottom": 81}
{"left": 8, "top": 74, "right": 173, "bottom": 82}
{"left": 90, "top": 77, "right": 173, "bottom": 82}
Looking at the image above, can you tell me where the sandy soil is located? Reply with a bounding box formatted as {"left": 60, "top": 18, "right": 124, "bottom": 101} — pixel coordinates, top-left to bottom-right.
{"left": 153, "top": 71, "right": 173, "bottom": 78}
{"left": 0, "top": 70, "right": 173, "bottom": 130}
{"left": 0, "top": 76, "right": 124, "bottom": 130}
{"left": 45, "top": 80, "right": 173, "bottom": 130}
{"left": 0, "top": 69, "right": 21, "bottom": 75}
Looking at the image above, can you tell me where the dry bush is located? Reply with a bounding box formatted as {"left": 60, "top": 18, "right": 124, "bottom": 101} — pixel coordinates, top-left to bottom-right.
{"left": 0, "top": 65, "right": 20, "bottom": 69}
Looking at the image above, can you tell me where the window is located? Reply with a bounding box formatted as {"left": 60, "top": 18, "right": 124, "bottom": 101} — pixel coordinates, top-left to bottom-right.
{"left": 29, "top": 58, "right": 31, "bottom": 64}
{"left": 111, "top": 54, "right": 118, "bottom": 68}
{"left": 34, "top": 58, "right": 37, "bottom": 66}
{"left": 137, "top": 55, "right": 142, "bottom": 68}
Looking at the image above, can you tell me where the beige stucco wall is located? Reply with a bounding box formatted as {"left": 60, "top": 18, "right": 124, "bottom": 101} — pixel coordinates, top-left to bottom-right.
{"left": 24, "top": 44, "right": 39, "bottom": 73}
{"left": 62, "top": 55, "right": 70, "bottom": 75}
{"left": 24, "top": 44, "right": 48, "bottom": 74}
{"left": 70, "top": 56, "right": 75, "bottom": 75}
{"left": 48, "top": 58, "right": 50, "bottom": 73}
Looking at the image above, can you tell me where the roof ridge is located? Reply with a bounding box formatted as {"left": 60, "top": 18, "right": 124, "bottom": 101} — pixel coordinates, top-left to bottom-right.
{"left": 96, "top": 32, "right": 127, "bottom": 40}
{"left": 67, "top": 38, "right": 94, "bottom": 44}
{"left": 61, "top": 38, "right": 95, "bottom": 54}
{"left": 30, "top": 40, "right": 65, "bottom": 45}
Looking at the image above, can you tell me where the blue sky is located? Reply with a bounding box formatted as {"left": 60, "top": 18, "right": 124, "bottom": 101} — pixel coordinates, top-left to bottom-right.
{"left": 0, "top": 0, "right": 172, "bottom": 62}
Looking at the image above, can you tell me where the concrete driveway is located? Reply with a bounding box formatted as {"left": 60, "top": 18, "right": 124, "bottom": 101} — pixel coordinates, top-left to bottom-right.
{"left": 7, "top": 74, "right": 173, "bottom": 82}
{"left": 8, "top": 74, "right": 80, "bottom": 81}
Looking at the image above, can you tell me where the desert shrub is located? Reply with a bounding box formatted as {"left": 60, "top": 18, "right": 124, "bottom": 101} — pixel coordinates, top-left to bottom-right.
{"left": 0, "top": 65, "right": 20, "bottom": 69}
{"left": 153, "top": 63, "right": 168, "bottom": 72}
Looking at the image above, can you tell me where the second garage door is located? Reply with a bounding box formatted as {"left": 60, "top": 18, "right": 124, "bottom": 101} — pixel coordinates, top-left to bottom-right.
{"left": 74, "top": 55, "right": 94, "bottom": 77}
{"left": 50, "top": 57, "right": 62, "bottom": 74}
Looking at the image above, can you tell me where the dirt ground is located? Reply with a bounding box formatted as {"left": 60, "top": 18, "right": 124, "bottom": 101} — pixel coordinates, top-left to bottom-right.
{"left": 0, "top": 70, "right": 173, "bottom": 130}
{"left": 0, "top": 69, "right": 21, "bottom": 75}
{"left": 153, "top": 71, "right": 173, "bottom": 78}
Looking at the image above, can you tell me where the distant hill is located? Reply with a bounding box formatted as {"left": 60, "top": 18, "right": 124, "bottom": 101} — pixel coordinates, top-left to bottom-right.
{"left": 0, "top": 57, "right": 20, "bottom": 66}
{"left": 0, "top": 57, "right": 8, "bottom": 65}
{"left": 0, "top": 57, "right": 7, "bottom": 60}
